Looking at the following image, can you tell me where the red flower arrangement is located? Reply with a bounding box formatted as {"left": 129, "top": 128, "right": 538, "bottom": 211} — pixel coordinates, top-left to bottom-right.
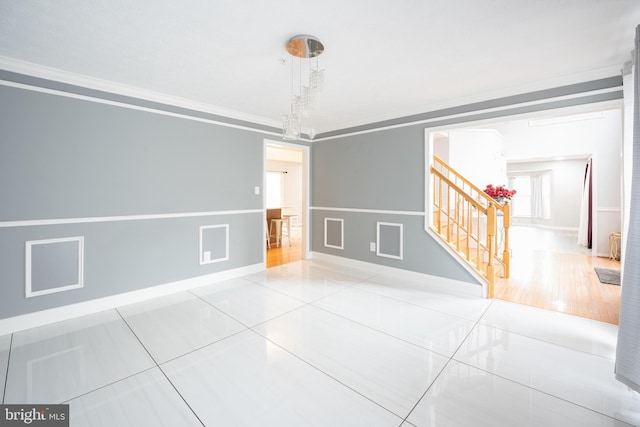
{"left": 483, "top": 184, "right": 516, "bottom": 200}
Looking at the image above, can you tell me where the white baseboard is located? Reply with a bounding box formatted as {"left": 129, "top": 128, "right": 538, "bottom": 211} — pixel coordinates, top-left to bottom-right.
{"left": 424, "top": 230, "right": 488, "bottom": 297}
{"left": 0, "top": 263, "right": 264, "bottom": 336}
{"left": 309, "top": 251, "right": 483, "bottom": 298}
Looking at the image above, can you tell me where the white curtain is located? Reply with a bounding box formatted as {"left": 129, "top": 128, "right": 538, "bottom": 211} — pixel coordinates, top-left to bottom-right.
{"left": 616, "top": 25, "right": 640, "bottom": 394}
{"left": 577, "top": 161, "right": 591, "bottom": 247}
{"left": 531, "top": 175, "right": 544, "bottom": 219}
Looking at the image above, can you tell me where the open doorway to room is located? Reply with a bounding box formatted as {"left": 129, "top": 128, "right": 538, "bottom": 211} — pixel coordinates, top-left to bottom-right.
{"left": 264, "top": 141, "right": 309, "bottom": 268}
{"left": 426, "top": 106, "right": 623, "bottom": 324}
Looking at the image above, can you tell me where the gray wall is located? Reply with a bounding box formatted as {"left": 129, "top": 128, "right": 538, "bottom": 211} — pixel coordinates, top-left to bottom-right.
{"left": 311, "top": 127, "right": 478, "bottom": 284}
{"left": 311, "top": 210, "right": 475, "bottom": 280}
{"left": 0, "top": 84, "right": 273, "bottom": 320}
{"left": 0, "top": 86, "right": 263, "bottom": 219}
{"left": 311, "top": 77, "right": 623, "bottom": 285}
{"left": 312, "top": 127, "right": 425, "bottom": 211}
{"left": 0, "top": 74, "right": 623, "bottom": 319}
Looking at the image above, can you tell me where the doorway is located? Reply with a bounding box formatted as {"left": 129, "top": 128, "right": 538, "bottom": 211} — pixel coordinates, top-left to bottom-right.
{"left": 425, "top": 106, "right": 623, "bottom": 323}
{"left": 264, "top": 141, "right": 309, "bottom": 268}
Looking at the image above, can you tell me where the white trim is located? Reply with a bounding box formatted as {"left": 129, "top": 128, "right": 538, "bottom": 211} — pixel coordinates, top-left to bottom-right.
{"left": 302, "top": 145, "right": 311, "bottom": 259}
{"left": 313, "top": 89, "right": 623, "bottom": 142}
{"left": 324, "top": 217, "right": 344, "bottom": 250}
{"left": 421, "top": 102, "right": 623, "bottom": 141}
{"left": 0, "top": 209, "right": 263, "bottom": 228}
{"left": 1, "top": 56, "right": 619, "bottom": 142}
{"left": 0, "top": 56, "right": 283, "bottom": 130}
{"left": 425, "top": 129, "right": 435, "bottom": 232}
{"left": 25, "top": 236, "right": 84, "bottom": 298}
{"left": 596, "top": 207, "right": 622, "bottom": 212}
{"left": 376, "top": 222, "right": 403, "bottom": 260}
{"left": 0, "top": 263, "right": 264, "bottom": 335}
{"left": 264, "top": 139, "right": 311, "bottom": 261}
{"left": 309, "top": 252, "right": 482, "bottom": 298}
{"left": 199, "top": 224, "right": 230, "bottom": 265}
{"left": 423, "top": 228, "right": 489, "bottom": 298}
{"left": 0, "top": 79, "right": 283, "bottom": 140}
{"left": 312, "top": 206, "right": 424, "bottom": 216}
{"left": 378, "top": 65, "right": 620, "bottom": 131}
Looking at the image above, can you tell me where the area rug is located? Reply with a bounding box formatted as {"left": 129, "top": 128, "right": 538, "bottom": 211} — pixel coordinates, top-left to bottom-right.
{"left": 594, "top": 268, "right": 621, "bottom": 286}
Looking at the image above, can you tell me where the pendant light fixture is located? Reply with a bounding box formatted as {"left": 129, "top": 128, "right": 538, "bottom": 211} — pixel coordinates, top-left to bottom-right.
{"left": 283, "top": 35, "right": 324, "bottom": 140}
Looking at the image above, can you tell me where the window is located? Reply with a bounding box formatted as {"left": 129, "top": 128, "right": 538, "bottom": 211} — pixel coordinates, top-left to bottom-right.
{"left": 266, "top": 172, "right": 282, "bottom": 208}
{"left": 509, "top": 172, "right": 551, "bottom": 219}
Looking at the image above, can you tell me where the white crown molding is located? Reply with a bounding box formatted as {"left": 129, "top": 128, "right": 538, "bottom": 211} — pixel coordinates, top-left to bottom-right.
{"left": 0, "top": 56, "right": 282, "bottom": 130}
{"left": 314, "top": 88, "right": 623, "bottom": 142}
{"left": 0, "top": 56, "right": 622, "bottom": 139}
{"left": 314, "top": 65, "right": 624, "bottom": 138}
{"left": 412, "top": 65, "right": 623, "bottom": 117}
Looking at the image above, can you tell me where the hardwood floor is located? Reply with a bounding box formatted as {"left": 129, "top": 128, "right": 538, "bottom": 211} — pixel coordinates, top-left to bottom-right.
{"left": 267, "top": 225, "right": 621, "bottom": 324}
{"left": 266, "top": 228, "right": 302, "bottom": 268}
{"left": 494, "top": 226, "right": 622, "bottom": 324}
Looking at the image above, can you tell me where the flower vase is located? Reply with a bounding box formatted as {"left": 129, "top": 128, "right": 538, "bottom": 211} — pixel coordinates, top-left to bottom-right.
{"left": 493, "top": 196, "right": 505, "bottom": 204}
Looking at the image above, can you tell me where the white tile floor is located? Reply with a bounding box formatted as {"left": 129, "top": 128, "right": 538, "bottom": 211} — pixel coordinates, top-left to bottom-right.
{"left": 1, "top": 260, "right": 639, "bottom": 426}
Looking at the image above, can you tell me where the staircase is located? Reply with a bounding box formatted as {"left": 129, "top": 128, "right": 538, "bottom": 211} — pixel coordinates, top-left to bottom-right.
{"left": 430, "top": 155, "right": 510, "bottom": 297}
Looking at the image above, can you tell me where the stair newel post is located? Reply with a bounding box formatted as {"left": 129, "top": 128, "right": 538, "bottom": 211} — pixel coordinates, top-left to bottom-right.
{"left": 502, "top": 202, "right": 510, "bottom": 278}
{"left": 437, "top": 175, "right": 443, "bottom": 233}
{"left": 487, "top": 202, "right": 497, "bottom": 298}
{"left": 467, "top": 199, "right": 472, "bottom": 236}
{"left": 447, "top": 185, "right": 452, "bottom": 241}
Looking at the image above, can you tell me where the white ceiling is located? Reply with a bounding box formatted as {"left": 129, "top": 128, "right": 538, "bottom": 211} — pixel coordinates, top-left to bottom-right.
{"left": 0, "top": 1, "right": 638, "bottom": 135}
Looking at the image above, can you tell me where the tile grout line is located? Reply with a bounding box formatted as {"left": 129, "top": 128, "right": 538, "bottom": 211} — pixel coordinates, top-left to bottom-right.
{"left": 308, "top": 303, "right": 456, "bottom": 359}
{"left": 241, "top": 265, "right": 472, "bottom": 420}
{"left": 155, "top": 367, "right": 206, "bottom": 427}
{"left": 7, "top": 310, "right": 170, "bottom": 406}
{"left": 450, "top": 357, "right": 635, "bottom": 426}
{"left": 114, "top": 276, "right": 397, "bottom": 423}
{"left": 159, "top": 329, "right": 249, "bottom": 366}
{"left": 2, "top": 334, "right": 13, "bottom": 404}
{"left": 114, "top": 308, "right": 161, "bottom": 367}
{"left": 246, "top": 328, "right": 405, "bottom": 422}
{"left": 60, "top": 366, "right": 158, "bottom": 404}
{"left": 476, "top": 317, "right": 619, "bottom": 361}
{"left": 225, "top": 265, "right": 489, "bottom": 422}
{"left": 113, "top": 307, "right": 208, "bottom": 426}
{"left": 187, "top": 279, "right": 308, "bottom": 306}
{"left": 440, "top": 300, "right": 633, "bottom": 426}
{"left": 114, "top": 300, "right": 245, "bottom": 369}
{"left": 240, "top": 282, "right": 364, "bottom": 330}
{"left": 183, "top": 287, "right": 309, "bottom": 350}
{"left": 183, "top": 289, "right": 256, "bottom": 328}
{"left": 348, "top": 281, "right": 483, "bottom": 322}
{"left": 399, "top": 299, "right": 496, "bottom": 424}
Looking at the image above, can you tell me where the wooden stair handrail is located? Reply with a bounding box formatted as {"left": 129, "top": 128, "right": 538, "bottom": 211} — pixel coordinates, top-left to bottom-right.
{"left": 433, "top": 154, "right": 510, "bottom": 216}
{"left": 430, "top": 154, "right": 511, "bottom": 298}
{"left": 430, "top": 167, "right": 490, "bottom": 214}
